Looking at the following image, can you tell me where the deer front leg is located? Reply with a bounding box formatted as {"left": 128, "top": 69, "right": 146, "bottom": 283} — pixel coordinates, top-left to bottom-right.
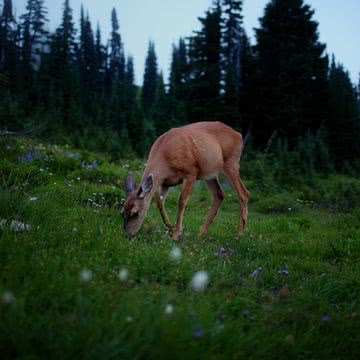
{"left": 173, "top": 176, "right": 196, "bottom": 240}
{"left": 155, "top": 186, "right": 174, "bottom": 233}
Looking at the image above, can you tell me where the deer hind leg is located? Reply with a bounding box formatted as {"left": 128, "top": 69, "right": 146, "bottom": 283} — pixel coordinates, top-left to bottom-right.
{"left": 199, "top": 178, "right": 225, "bottom": 237}
{"left": 156, "top": 186, "right": 173, "bottom": 233}
{"left": 173, "top": 176, "right": 196, "bottom": 240}
{"left": 223, "top": 162, "right": 249, "bottom": 237}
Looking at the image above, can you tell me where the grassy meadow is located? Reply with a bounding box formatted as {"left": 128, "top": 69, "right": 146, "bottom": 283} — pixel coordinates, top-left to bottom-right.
{"left": 1, "top": 137, "right": 360, "bottom": 359}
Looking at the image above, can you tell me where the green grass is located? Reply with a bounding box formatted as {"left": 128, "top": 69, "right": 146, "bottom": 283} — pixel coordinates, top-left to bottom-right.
{"left": 1, "top": 137, "right": 360, "bottom": 359}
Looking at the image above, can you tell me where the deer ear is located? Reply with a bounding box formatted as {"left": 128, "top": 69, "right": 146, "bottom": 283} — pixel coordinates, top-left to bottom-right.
{"left": 138, "top": 174, "right": 153, "bottom": 198}
{"left": 124, "top": 173, "right": 136, "bottom": 197}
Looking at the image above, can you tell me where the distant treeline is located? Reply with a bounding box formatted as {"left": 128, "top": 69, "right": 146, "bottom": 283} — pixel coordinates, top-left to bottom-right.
{"left": 0, "top": 0, "right": 359, "bottom": 169}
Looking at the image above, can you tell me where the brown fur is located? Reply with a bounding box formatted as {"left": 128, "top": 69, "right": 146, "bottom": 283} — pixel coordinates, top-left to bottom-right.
{"left": 123, "top": 121, "right": 249, "bottom": 239}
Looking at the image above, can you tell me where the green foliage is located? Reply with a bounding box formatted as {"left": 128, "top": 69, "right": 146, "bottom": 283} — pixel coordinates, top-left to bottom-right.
{"left": 1, "top": 138, "right": 360, "bottom": 358}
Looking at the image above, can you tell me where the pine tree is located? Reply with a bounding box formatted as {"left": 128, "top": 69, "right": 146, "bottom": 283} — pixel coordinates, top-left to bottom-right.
{"left": 78, "top": 10, "right": 96, "bottom": 101}
{"left": 187, "top": 0, "right": 222, "bottom": 120}
{"left": 48, "top": 0, "right": 77, "bottom": 128}
{"left": 168, "top": 38, "right": 187, "bottom": 127}
{"left": 254, "top": 0, "right": 329, "bottom": 145}
{"left": 0, "top": 0, "right": 15, "bottom": 66}
{"left": 152, "top": 72, "right": 172, "bottom": 135}
{"left": 109, "top": 8, "right": 125, "bottom": 82}
{"left": 20, "top": 0, "right": 48, "bottom": 69}
{"left": 142, "top": 40, "right": 158, "bottom": 114}
{"left": 222, "top": 0, "right": 243, "bottom": 98}
{"left": 0, "top": 0, "right": 17, "bottom": 80}
{"left": 327, "top": 57, "right": 360, "bottom": 167}
{"left": 169, "top": 38, "right": 187, "bottom": 100}
{"left": 58, "top": 0, "right": 76, "bottom": 64}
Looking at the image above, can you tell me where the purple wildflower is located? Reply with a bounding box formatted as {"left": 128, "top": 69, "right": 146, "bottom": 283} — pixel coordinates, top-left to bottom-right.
{"left": 242, "top": 308, "right": 249, "bottom": 318}
{"left": 18, "top": 152, "right": 40, "bottom": 164}
{"left": 250, "top": 267, "right": 262, "bottom": 278}
{"left": 81, "top": 160, "right": 98, "bottom": 171}
{"left": 192, "top": 323, "right": 204, "bottom": 340}
{"left": 321, "top": 315, "right": 330, "bottom": 322}
{"left": 214, "top": 247, "right": 233, "bottom": 257}
{"left": 278, "top": 269, "right": 289, "bottom": 276}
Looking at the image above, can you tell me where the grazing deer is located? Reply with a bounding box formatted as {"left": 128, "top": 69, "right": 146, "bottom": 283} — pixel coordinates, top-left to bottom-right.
{"left": 122, "top": 121, "right": 249, "bottom": 240}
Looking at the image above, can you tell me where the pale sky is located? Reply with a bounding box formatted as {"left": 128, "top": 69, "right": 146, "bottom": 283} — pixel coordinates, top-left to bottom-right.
{"left": 12, "top": 0, "right": 360, "bottom": 85}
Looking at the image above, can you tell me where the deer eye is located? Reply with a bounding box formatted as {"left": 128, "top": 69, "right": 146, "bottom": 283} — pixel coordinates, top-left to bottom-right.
{"left": 130, "top": 211, "right": 139, "bottom": 218}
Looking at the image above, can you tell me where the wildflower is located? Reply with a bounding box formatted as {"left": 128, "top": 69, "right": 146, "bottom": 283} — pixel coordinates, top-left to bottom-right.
{"left": 288, "top": 207, "right": 292, "bottom": 211}
{"left": 214, "top": 247, "right": 233, "bottom": 257}
{"left": 242, "top": 308, "right": 249, "bottom": 318}
{"left": 73, "top": 227, "right": 78, "bottom": 232}
{"left": 17, "top": 152, "right": 40, "bottom": 164}
{"left": 125, "top": 316, "right": 133, "bottom": 323}
{"left": 192, "top": 323, "right": 204, "bottom": 339}
{"left": 250, "top": 267, "right": 262, "bottom": 278}
{"left": 1, "top": 291, "right": 15, "bottom": 305}
{"left": 169, "top": 247, "right": 182, "bottom": 261}
{"left": 278, "top": 269, "right": 289, "bottom": 276}
{"left": 118, "top": 268, "right": 129, "bottom": 282}
{"left": 81, "top": 160, "right": 98, "bottom": 171}
{"left": 29, "top": 197, "right": 38, "bottom": 202}
{"left": 321, "top": 315, "right": 330, "bottom": 322}
{"left": 9, "top": 220, "right": 31, "bottom": 232}
{"left": 164, "top": 304, "right": 174, "bottom": 315}
{"left": 79, "top": 269, "right": 92, "bottom": 283}
{"left": 190, "top": 271, "right": 209, "bottom": 292}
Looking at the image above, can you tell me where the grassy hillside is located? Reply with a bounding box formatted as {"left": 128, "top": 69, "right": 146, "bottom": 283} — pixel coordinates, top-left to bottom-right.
{"left": 1, "top": 137, "right": 360, "bottom": 359}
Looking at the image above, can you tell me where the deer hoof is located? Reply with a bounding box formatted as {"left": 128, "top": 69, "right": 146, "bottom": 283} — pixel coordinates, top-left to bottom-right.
{"left": 199, "top": 226, "right": 207, "bottom": 237}
{"left": 172, "top": 229, "right": 183, "bottom": 241}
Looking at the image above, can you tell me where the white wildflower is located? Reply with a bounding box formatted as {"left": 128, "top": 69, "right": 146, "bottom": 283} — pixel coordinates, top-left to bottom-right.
{"left": 10, "top": 220, "right": 31, "bottom": 232}
{"left": 118, "top": 268, "right": 129, "bottom": 282}
{"left": 29, "top": 197, "right": 38, "bottom": 202}
{"left": 169, "top": 247, "right": 182, "bottom": 261}
{"left": 1, "top": 291, "right": 15, "bottom": 305}
{"left": 79, "top": 269, "right": 92, "bottom": 283}
{"left": 190, "top": 271, "right": 209, "bottom": 292}
{"left": 164, "top": 304, "right": 174, "bottom": 315}
{"left": 125, "top": 316, "right": 133, "bottom": 323}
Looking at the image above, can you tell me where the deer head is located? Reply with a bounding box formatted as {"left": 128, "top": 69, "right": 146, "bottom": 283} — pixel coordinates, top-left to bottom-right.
{"left": 122, "top": 173, "right": 154, "bottom": 237}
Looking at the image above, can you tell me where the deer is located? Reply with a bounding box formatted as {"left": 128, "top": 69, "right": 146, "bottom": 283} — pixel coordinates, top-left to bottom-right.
{"left": 122, "top": 121, "right": 249, "bottom": 240}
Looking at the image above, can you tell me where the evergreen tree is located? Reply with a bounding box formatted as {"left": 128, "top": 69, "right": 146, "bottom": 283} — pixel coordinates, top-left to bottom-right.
{"left": 109, "top": 8, "right": 125, "bottom": 82}
{"left": 152, "top": 72, "right": 171, "bottom": 135}
{"left": 107, "top": 8, "right": 126, "bottom": 131}
{"left": 187, "top": 0, "right": 222, "bottom": 120}
{"left": 58, "top": 0, "right": 76, "bottom": 64}
{"left": 222, "top": 0, "right": 243, "bottom": 99}
{"left": 327, "top": 57, "right": 360, "bottom": 168}
{"left": 0, "top": 0, "right": 15, "bottom": 66}
{"left": 142, "top": 40, "right": 158, "bottom": 114}
{"left": 78, "top": 9, "right": 96, "bottom": 113}
{"left": 0, "top": 0, "right": 17, "bottom": 82}
{"left": 20, "top": 0, "right": 48, "bottom": 68}
{"left": 254, "top": 0, "right": 329, "bottom": 145}
{"left": 49, "top": 0, "right": 77, "bottom": 128}
{"left": 169, "top": 37, "right": 187, "bottom": 100}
